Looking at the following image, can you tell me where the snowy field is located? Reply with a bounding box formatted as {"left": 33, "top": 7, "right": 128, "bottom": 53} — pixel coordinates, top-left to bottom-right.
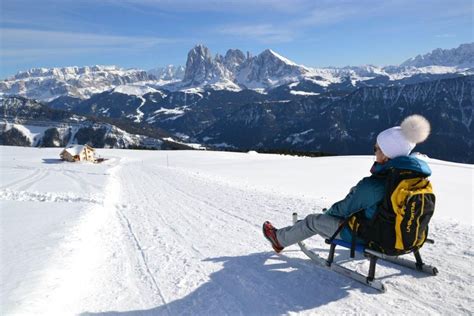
{"left": 0, "top": 146, "right": 472, "bottom": 315}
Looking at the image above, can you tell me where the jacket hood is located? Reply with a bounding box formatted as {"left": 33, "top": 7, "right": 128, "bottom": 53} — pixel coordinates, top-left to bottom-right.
{"left": 371, "top": 155, "right": 432, "bottom": 177}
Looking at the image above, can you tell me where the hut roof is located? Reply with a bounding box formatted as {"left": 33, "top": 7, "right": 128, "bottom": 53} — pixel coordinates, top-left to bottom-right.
{"left": 63, "top": 144, "right": 94, "bottom": 156}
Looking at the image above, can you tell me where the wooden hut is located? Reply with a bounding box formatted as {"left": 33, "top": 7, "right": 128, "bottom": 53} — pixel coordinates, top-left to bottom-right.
{"left": 60, "top": 144, "right": 96, "bottom": 162}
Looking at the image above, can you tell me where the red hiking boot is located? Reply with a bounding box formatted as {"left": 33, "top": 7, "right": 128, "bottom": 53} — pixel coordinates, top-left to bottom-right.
{"left": 262, "top": 221, "right": 284, "bottom": 253}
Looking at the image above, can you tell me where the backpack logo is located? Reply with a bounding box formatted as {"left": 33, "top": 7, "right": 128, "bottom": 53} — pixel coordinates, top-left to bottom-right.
{"left": 406, "top": 201, "right": 417, "bottom": 233}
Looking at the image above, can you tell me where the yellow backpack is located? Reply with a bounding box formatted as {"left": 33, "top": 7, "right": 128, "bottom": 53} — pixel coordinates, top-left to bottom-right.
{"left": 352, "top": 168, "right": 436, "bottom": 255}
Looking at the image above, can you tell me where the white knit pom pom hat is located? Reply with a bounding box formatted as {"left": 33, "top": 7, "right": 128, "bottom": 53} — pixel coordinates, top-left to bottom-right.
{"left": 376, "top": 115, "right": 431, "bottom": 158}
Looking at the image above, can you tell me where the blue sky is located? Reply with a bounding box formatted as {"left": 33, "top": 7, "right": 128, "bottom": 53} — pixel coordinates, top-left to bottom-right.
{"left": 0, "top": 0, "right": 472, "bottom": 78}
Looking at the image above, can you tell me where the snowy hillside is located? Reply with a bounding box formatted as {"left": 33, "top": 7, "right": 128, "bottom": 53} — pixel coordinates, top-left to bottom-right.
{"left": 0, "top": 96, "right": 201, "bottom": 150}
{"left": 0, "top": 120, "right": 165, "bottom": 149}
{"left": 1, "top": 147, "right": 472, "bottom": 315}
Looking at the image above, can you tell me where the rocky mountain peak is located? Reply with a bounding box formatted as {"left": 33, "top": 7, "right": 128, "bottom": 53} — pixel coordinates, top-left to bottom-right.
{"left": 183, "top": 45, "right": 232, "bottom": 86}
{"left": 235, "top": 48, "right": 309, "bottom": 89}
{"left": 259, "top": 49, "right": 297, "bottom": 65}
{"left": 260, "top": 48, "right": 277, "bottom": 57}
{"left": 180, "top": 45, "right": 310, "bottom": 89}
{"left": 188, "top": 45, "right": 213, "bottom": 63}
{"left": 224, "top": 49, "right": 246, "bottom": 72}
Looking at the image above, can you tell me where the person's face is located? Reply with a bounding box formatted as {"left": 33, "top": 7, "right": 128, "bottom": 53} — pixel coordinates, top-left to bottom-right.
{"left": 374, "top": 144, "right": 389, "bottom": 164}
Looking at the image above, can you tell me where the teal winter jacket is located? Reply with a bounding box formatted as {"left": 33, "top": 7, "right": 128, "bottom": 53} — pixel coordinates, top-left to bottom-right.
{"left": 325, "top": 155, "right": 432, "bottom": 243}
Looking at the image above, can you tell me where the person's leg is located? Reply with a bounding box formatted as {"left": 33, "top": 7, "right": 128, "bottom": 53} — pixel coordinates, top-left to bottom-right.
{"left": 276, "top": 213, "right": 342, "bottom": 247}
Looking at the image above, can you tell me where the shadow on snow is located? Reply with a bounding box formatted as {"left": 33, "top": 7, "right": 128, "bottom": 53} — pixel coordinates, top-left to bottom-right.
{"left": 82, "top": 251, "right": 381, "bottom": 316}
{"left": 42, "top": 158, "right": 64, "bottom": 164}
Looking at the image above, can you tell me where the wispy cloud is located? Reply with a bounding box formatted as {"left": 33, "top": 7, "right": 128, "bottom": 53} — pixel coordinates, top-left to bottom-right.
{"left": 435, "top": 34, "right": 457, "bottom": 38}
{"left": 217, "top": 24, "right": 295, "bottom": 44}
{"left": 3, "top": 28, "right": 172, "bottom": 47}
{"left": 1, "top": 28, "right": 178, "bottom": 62}
{"left": 101, "top": 0, "right": 313, "bottom": 13}
{"left": 215, "top": 2, "right": 377, "bottom": 43}
{"left": 3, "top": 0, "right": 314, "bottom": 15}
{"left": 295, "top": 2, "right": 366, "bottom": 27}
{"left": 217, "top": 0, "right": 473, "bottom": 42}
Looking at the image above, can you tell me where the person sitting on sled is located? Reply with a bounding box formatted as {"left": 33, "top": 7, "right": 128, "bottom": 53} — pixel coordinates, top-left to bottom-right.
{"left": 263, "top": 114, "right": 433, "bottom": 253}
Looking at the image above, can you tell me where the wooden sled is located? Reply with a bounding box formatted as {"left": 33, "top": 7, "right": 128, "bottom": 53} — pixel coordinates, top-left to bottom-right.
{"left": 292, "top": 213, "right": 438, "bottom": 292}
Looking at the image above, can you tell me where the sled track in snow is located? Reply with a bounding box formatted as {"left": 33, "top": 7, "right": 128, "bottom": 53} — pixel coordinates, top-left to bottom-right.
{"left": 16, "top": 169, "right": 50, "bottom": 191}
{"left": 150, "top": 168, "right": 261, "bottom": 228}
{"left": 62, "top": 169, "right": 104, "bottom": 191}
{"left": 115, "top": 207, "right": 171, "bottom": 312}
{"left": 103, "top": 161, "right": 330, "bottom": 314}
{"left": 1, "top": 167, "right": 44, "bottom": 190}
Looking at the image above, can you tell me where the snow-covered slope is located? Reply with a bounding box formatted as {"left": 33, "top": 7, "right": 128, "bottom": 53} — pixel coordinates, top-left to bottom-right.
{"left": 1, "top": 147, "right": 472, "bottom": 315}
{"left": 112, "top": 84, "right": 159, "bottom": 97}
{"left": 0, "top": 120, "right": 165, "bottom": 149}
{"left": 0, "top": 96, "right": 169, "bottom": 149}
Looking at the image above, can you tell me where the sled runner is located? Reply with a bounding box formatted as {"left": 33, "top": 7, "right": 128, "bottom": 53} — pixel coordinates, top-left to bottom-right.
{"left": 292, "top": 213, "right": 438, "bottom": 293}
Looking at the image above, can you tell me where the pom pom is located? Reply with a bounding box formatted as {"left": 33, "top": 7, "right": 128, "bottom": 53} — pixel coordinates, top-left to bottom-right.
{"left": 401, "top": 114, "right": 430, "bottom": 144}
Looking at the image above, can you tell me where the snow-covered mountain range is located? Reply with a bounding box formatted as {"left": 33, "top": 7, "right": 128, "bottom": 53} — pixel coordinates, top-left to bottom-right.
{"left": 400, "top": 43, "right": 474, "bottom": 68}
{"left": 148, "top": 65, "right": 185, "bottom": 81}
{"left": 0, "top": 66, "right": 154, "bottom": 101}
{"left": 1, "top": 43, "right": 472, "bottom": 101}
{"left": 175, "top": 43, "right": 472, "bottom": 92}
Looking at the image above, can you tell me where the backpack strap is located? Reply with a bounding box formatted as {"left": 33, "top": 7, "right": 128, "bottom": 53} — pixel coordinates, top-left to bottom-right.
{"left": 325, "top": 209, "right": 365, "bottom": 258}
{"left": 350, "top": 227, "right": 357, "bottom": 258}
{"left": 325, "top": 217, "right": 351, "bottom": 244}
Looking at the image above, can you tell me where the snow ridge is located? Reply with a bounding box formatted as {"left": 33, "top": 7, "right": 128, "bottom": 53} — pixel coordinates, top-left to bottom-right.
{"left": 0, "top": 189, "right": 101, "bottom": 204}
